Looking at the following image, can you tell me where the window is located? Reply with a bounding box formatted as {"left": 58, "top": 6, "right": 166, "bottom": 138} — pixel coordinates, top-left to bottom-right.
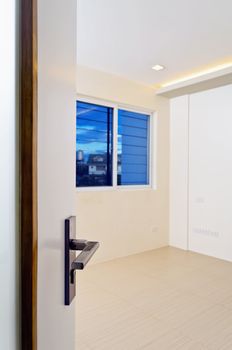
{"left": 76, "top": 99, "right": 152, "bottom": 189}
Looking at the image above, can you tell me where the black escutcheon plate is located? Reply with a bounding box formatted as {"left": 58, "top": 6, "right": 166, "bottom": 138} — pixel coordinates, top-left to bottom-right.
{"left": 64, "top": 216, "right": 76, "bottom": 305}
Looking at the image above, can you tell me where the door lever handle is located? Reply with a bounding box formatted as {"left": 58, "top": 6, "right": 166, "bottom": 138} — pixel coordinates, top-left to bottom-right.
{"left": 70, "top": 239, "right": 99, "bottom": 281}
{"left": 69, "top": 239, "right": 88, "bottom": 251}
{"left": 64, "top": 216, "right": 100, "bottom": 305}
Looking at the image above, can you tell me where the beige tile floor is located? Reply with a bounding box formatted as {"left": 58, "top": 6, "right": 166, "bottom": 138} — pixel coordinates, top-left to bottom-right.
{"left": 76, "top": 247, "right": 232, "bottom": 350}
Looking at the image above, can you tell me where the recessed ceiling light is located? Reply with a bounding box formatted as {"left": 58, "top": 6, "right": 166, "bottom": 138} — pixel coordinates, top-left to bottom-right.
{"left": 152, "top": 64, "right": 165, "bottom": 71}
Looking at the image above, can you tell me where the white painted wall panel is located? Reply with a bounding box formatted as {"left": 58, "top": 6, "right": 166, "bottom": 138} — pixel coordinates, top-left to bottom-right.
{"left": 76, "top": 66, "right": 170, "bottom": 263}
{"left": 170, "top": 96, "right": 189, "bottom": 250}
{"left": 38, "top": 0, "right": 76, "bottom": 349}
{"left": 189, "top": 84, "right": 232, "bottom": 261}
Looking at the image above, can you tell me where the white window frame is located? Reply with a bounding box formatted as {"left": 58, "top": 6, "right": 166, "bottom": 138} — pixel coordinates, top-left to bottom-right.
{"left": 76, "top": 94, "right": 157, "bottom": 191}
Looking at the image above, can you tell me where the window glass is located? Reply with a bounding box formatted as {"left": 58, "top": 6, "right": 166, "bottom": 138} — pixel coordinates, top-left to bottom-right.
{"left": 76, "top": 101, "right": 113, "bottom": 187}
{"left": 117, "top": 109, "right": 150, "bottom": 185}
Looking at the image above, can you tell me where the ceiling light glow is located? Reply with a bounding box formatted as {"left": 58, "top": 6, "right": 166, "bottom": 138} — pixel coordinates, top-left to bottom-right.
{"left": 161, "top": 62, "right": 232, "bottom": 88}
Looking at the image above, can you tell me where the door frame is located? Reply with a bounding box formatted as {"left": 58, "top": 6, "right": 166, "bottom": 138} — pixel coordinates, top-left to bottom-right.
{"left": 20, "top": 0, "right": 38, "bottom": 349}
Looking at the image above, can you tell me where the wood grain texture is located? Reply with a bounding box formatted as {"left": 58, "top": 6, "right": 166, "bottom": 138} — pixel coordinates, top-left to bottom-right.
{"left": 20, "top": 0, "right": 38, "bottom": 349}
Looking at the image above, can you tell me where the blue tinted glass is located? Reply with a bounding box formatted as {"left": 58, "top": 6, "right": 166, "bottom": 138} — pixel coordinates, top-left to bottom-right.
{"left": 76, "top": 101, "right": 113, "bottom": 187}
{"left": 117, "top": 109, "right": 149, "bottom": 185}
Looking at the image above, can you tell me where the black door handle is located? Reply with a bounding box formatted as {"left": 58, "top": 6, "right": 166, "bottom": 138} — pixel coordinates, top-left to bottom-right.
{"left": 64, "top": 216, "right": 100, "bottom": 305}
{"left": 70, "top": 239, "right": 100, "bottom": 271}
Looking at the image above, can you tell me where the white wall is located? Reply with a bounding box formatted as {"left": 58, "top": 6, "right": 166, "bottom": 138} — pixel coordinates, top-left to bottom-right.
{"left": 170, "top": 96, "right": 189, "bottom": 250}
{"left": 0, "top": 0, "right": 18, "bottom": 349}
{"left": 170, "top": 84, "right": 232, "bottom": 262}
{"left": 76, "top": 66, "right": 170, "bottom": 263}
{"left": 38, "top": 1, "right": 77, "bottom": 349}
{"left": 189, "top": 84, "right": 232, "bottom": 261}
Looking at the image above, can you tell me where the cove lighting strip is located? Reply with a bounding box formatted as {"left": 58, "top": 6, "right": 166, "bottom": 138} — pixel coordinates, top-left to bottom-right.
{"left": 161, "top": 62, "right": 232, "bottom": 88}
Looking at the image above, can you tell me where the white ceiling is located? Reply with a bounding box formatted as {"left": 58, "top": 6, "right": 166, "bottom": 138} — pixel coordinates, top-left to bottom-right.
{"left": 77, "top": 0, "right": 232, "bottom": 87}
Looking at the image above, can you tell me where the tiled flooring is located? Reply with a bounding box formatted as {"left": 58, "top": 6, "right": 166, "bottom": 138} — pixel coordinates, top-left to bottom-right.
{"left": 76, "top": 247, "right": 232, "bottom": 350}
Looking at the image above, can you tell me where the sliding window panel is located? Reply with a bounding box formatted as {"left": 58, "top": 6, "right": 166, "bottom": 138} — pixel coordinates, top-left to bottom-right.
{"left": 118, "top": 110, "right": 150, "bottom": 186}
{"left": 76, "top": 101, "right": 113, "bottom": 187}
